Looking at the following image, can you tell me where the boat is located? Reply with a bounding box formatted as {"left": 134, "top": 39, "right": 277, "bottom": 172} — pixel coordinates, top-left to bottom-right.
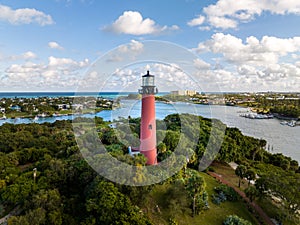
{"left": 280, "top": 120, "right": 296, "bottom": 127}
{"left": 280, "top": 121, "right": 288, "bottom": 125}
{"left": 33, "top": 116, "right": 39, "bottom": 121}
{"left": 288, "top": 120, "right": 296, "bottom": 127}
{"left": 239, "top": 113, "right": 274, "bottom": 119}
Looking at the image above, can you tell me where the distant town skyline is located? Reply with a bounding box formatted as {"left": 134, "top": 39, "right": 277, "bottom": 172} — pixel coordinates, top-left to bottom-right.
{"left": 1, "top": 0, "right": 300, "bottom": 92}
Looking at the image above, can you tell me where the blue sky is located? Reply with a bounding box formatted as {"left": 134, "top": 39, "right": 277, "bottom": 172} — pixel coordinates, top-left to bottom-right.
{"left": 1, "top": 0, "right": 300, "bottom": 92}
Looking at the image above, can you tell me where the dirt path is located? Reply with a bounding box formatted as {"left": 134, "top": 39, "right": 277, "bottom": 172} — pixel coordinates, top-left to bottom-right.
{"left": 0, "top": 206, "right": 20, "bottom": 225}
{"left": 208, "top": 171, "right": 275, "bottom": 225}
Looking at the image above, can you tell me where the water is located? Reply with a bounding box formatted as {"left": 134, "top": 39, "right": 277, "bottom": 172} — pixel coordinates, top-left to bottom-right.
{"left": 0, "top": 95, "right": 299, "bottom": 163}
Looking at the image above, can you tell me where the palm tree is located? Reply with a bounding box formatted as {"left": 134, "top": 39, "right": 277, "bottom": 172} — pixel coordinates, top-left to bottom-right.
{"left": 235, "top": 165, "right": 247, "bottom": 188}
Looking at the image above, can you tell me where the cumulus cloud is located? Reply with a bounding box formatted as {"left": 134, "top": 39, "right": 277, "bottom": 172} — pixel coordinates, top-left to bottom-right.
{"left": 0, "top": 4, "right": 54, "bottom": 26}
{"left": 117, "top": 40, "right": 144, "bottom": 53}
{"left": 106, "top": 40, "right": 144, "bottom": 62}
{"left": 103, "top": 11, "right": 179, "bottom": 35}
{"left": 187, "top": 15, "right": 205, "bottom": 26}
{"left": 196, "top": 33, "right": 300, "bottom": 66}
{"left": 188, "top": 0, "right": 300, "bottom": 30}
{"left": 193, "top": 58, "right": 211, "bottom": 70}
{"left": 3, "top": 57, "right": 89, "bottom": 89}
{"left": 48, "top": 42, "right": 64, "bottom": 50}
{"left": 192, "top": 33, "right": 300, "bottom": 91}
{"left": 101, "top": 63, "right": 199, "bottom": 92}
{"left": 23, "top": 51, "right": 37, "bottom": 60}
{"left": 9, "top": 51, "right": 37, "bottom": 61}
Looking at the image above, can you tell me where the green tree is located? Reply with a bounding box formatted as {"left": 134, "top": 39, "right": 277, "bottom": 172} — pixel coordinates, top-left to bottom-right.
{"left": 164, "top": 130, "right": 180, "bottom": 151}
{"left": 245, "top": 169, "right": 256, "bottom": 187}
{"left": 245, "top": 186, "right": 258, "bottom": 202}
{"left": 8, "top": 208, "right": 46, "bottom": 225}
{"left": 223, "top": 215, "right": 252, "bottom": 225}
{"left": 185, "top": 169, "right": 206, "bottom": 217}
{"left": 235, "top": 165, "right": 247, "bottom": 188}
{"left": 85, "top": 178, "right": 151, "bottom": 225}
{"left": 2, "top": 174, "right": 34, "bottom": 204}
{"left": 255, "top": 177, "right": 269, "bottom": 198}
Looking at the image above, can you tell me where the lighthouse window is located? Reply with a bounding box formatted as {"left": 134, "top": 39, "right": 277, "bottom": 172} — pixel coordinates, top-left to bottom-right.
{"left": 148, "top": 124, "right": 152, "bottom": 130}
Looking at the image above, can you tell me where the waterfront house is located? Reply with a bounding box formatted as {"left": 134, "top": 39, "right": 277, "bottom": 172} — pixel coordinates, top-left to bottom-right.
{"left": 57, "top": 104, "right": 70, "bottom": 110}
{"left": 10, "top": 105, "right": 21, "bottom": 112}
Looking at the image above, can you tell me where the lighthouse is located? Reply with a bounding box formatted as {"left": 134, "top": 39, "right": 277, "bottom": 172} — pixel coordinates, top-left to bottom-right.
{"left": 138, "top": 71, "right": 158, "bottom": 165}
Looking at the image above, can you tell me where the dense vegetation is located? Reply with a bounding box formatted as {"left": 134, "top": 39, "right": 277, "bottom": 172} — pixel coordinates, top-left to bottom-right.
{"left": 255, "top": 96, "right": 300, "bottom": 118}
{"left": 0, "top": 114, "right": 299, "bottom": 224}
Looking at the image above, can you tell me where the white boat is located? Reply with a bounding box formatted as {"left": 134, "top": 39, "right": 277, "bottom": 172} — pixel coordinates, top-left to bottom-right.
{"left": 240, "top": 113, "right": 274, "bottom": 119}
{"left": 280, "top": 121, "right": 288, "bottom": 125}
{"left": 280, "top": 120, "right": 296, "bottom": 127}
{"left": 288, "top": 120, "right": 296, "bottom": 127}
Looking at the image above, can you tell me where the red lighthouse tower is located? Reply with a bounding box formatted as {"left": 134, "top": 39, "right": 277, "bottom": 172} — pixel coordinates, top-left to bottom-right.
{"left": 139, "top": 71, "right": 158, "bottom": 165}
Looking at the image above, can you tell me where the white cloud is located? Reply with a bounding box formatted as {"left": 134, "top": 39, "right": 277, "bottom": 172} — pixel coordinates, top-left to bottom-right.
{"left": 169, "top": 25, "right": 180, "bottom": 31}
{"left": 196, "top": 33, "right": 300, "bottom": 66}
{"left": 9, "top": 51, "right": 37, "bottom": 61}
{"left": 194, "top": 58, "right": 211, "bottom": 70}
{"left": 192, "top": 33, "right": 300, "bottom": 91}
{"left": 3, "top": 57, "right": 89, "bottom": 89}
{"left": 192, "top": 64, "right": 300, "bottom": 92}
{"left": 207, "top": 16, "right": 237, "bottom": 29}
{"left": 48, "top": 42, "right": 64, "bottom": 50}
{"left": 23, "top": 51, "right": 37, "bottom": 60}
{"left": 237, "top": 65, "right": 257, "bottom": 76}
{"left": 292, "top": 54, "right": 300, "bottom": 60}
{"left": 48, "top": 56, "right": 89, "bottom": 69}
{"left": 187, "top": 15, "right": 205, "bottom": 26}
{"left": 0, "top": 4, "right": 54, "bottom": 26}
{"left": 106, "top": 40, "right": 144, "bottom": 62}
{"left": 189, "top": 0, "right": 300, "bottom": 30}
{"left": 104, "top": 63, "right": 198, "bottom": 92}
{"left": 118, "top": 40, "right": 144, "bottom": 53}
{"left": 104, "top": 11, "right": 179, "bottom": 35}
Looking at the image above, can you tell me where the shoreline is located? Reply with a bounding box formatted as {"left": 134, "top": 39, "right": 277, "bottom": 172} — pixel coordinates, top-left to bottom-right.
{"left": 1, "top": 101, "right": 299, "bottom": 158}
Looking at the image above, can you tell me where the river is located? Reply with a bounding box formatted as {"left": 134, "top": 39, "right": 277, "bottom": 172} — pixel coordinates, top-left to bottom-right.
{"left": 0, "top": 100, "right": 299, "bottom": 163}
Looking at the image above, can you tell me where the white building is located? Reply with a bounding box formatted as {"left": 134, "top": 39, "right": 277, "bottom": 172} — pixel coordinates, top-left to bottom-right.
{"left": 170, "top": 90, "right": 197, "bottom": 96}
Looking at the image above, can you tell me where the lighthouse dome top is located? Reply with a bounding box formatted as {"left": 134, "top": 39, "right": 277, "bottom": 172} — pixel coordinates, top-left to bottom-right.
{"left": 142, "top": 70, "right": 154, "bottom": 77}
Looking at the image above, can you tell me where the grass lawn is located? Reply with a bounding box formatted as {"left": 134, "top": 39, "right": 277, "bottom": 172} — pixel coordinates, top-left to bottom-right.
{"left": 209, "top": 161, "right": 249, "bottom": 191}
{"left": 143, "top": 172, "right": 259, "bottom": 225}
{"left": 5, "top": 111, "right": 29, "bottom": 118}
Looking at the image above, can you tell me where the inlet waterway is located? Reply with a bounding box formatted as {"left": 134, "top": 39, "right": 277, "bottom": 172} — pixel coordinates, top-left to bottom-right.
{"left": 1, "top": 99, "right": 299, "bottom": 163}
